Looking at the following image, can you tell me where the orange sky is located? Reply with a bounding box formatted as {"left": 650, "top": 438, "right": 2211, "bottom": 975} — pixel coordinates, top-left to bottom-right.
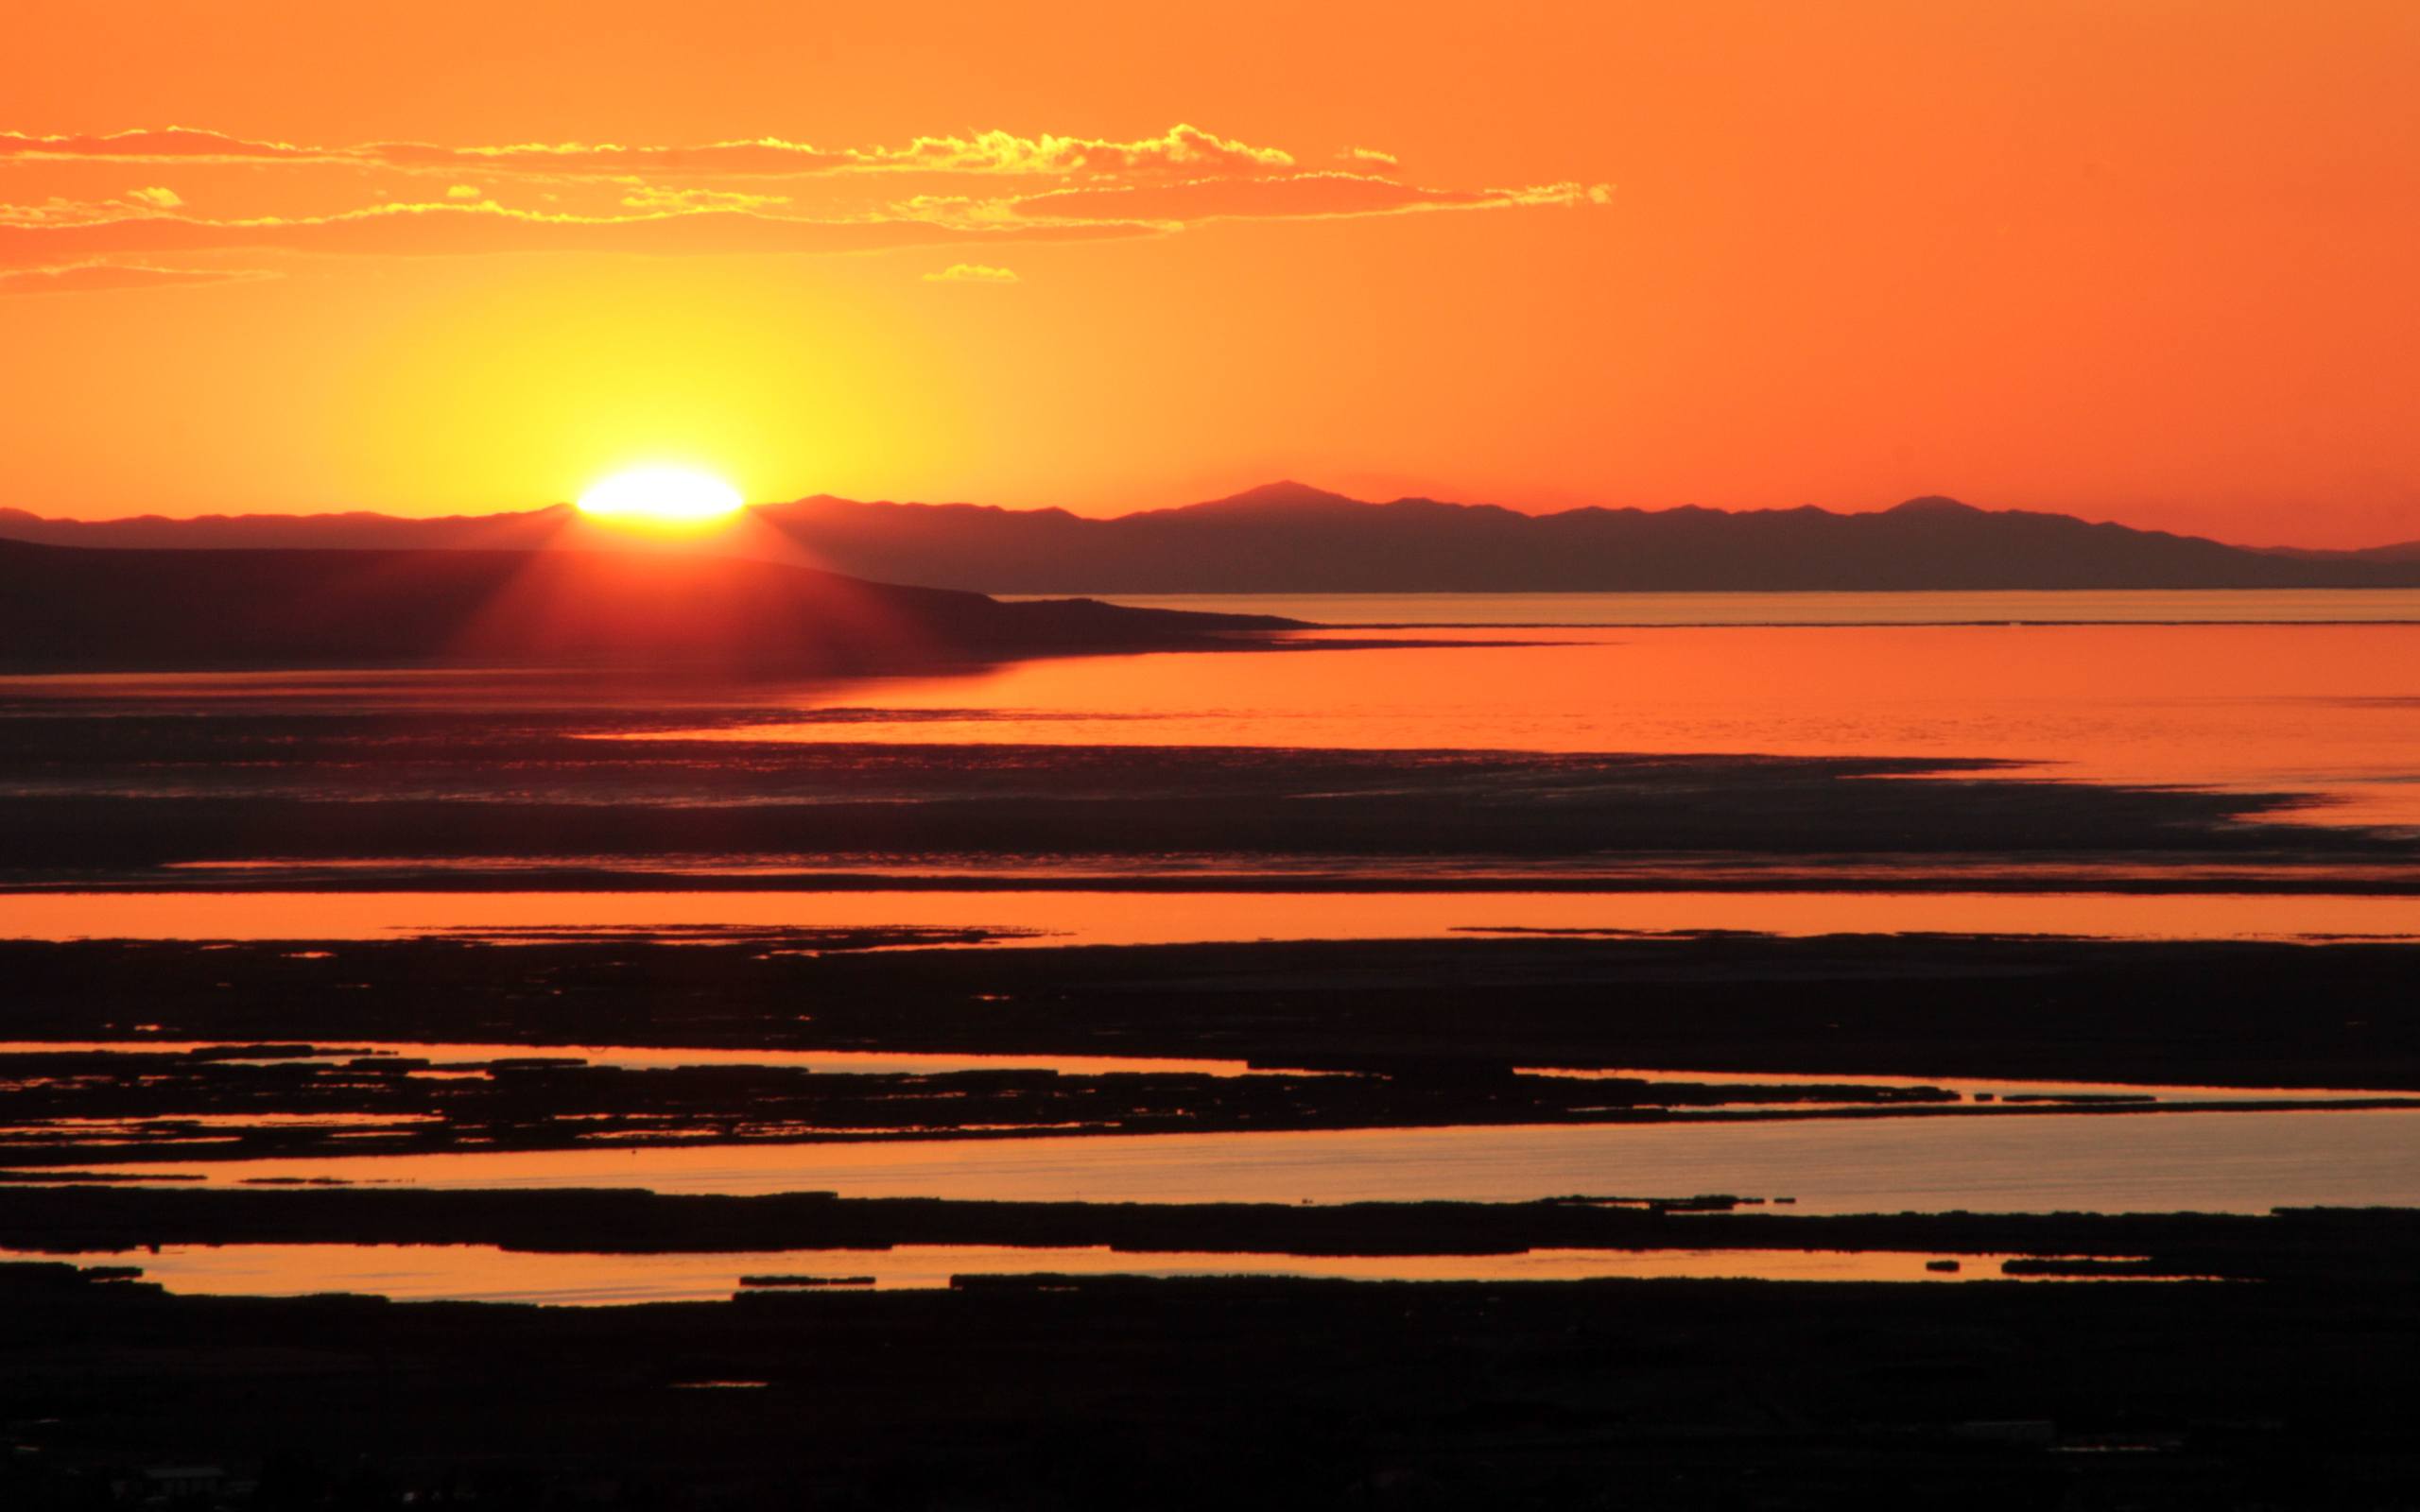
{"left": 5, "top": 1, "right": 2417, "bottom": 546}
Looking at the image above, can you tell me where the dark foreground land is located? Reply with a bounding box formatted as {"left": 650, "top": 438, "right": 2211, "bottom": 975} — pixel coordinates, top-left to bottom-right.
{"left": 0, "top": 933, "right": 2413, "bottom": 1167}
{"left": 6, "top": 932, "right": 2418, "bottom": 1505}
{"left": 6, "top": 1229, "right": 2418, "bottom": 1510}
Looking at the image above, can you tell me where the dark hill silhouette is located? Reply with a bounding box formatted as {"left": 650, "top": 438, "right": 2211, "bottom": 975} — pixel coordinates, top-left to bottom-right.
{"left": 0, "top": 504, "right": 577, "bottom": 554}
{"left": 739, "top": 488, "right": 2420, "bottom": 592}
{"left": 0, "top": 540, "right": 1296, "bottom": 674}
{"left": 5, "top": 487, "right": 2417, "bottom": 593}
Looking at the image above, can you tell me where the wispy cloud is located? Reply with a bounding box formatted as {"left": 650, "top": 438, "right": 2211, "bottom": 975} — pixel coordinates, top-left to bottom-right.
{"left": 0, "top": 122, "right": 1609, "bottom": 293}
{"left": 0, "top": 123, "right": 1297, "bottom": 181}
{"left": 616, "top": 184, "right": 794, "bottom": 213}
{"left": 0, "top": 128, "right": 324, "bottom": 163}
{"left": 0, "top": 188, "right": 191, "bottom": 224}
{"left": 923, "top": 263, "right": 1020, "bottom": 284}
{"left": 914, "top": 173, "right": 1614, "bottom": 230}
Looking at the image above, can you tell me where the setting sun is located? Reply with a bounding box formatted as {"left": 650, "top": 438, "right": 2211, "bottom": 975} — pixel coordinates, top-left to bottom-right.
{"left": 575, "top": 467, "right": 744, "bottom": 524}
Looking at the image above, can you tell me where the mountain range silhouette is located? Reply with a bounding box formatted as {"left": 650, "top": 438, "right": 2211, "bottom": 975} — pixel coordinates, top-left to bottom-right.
{"left": 4, "top": 482, "right": 2416, "bottom": 593}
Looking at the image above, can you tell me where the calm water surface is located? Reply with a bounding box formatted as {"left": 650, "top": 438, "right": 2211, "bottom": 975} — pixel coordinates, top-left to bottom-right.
{"left": 6, "top": 887, "right": 2416, "bottom": 941}
{"left": 11, "top": 601, "right": 2417, "bottom": 830}
{"left": 1017, "top": 589, "right": 2420, "bottom": 626}
{"left": 99, "top": 1108, "right": 2420, "bottom": 1215}
{"left": 627, "top": 619, "right": 2420, "bottom": 827}
{"left": 6, "top": 1244, "right": 2090, "bottom": 1305}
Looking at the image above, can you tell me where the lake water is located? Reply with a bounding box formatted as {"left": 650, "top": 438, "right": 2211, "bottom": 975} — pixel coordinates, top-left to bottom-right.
{"left": 8, "top": 594, "right": 2417, "bottom": 849}
{"left": 97, "top": 1108, "right": 2420, "bottom": 1215}
{"left": 7, "top": 887, "right": 2417, "bottom": 942}
{"left": 1015, "top": 588, "right": 2420, "bottom": 626}
{"left": 662, "top": 618, "right": 2420, "bottom": 828}
{"left": 6, "top": 1244, "right": 2099, "bottom": 1305}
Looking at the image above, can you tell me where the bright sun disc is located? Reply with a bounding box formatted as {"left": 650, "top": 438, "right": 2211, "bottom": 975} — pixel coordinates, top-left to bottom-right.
{"left": 576, "top": 467, "right": 745, "bottom": 524}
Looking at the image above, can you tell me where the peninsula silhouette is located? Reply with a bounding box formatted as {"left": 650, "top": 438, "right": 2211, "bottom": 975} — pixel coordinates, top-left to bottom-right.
{"left": 0, "top": 539, "right": 1294, "bottom": 673}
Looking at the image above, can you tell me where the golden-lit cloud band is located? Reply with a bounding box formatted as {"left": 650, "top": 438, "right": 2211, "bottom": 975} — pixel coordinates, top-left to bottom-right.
{"left": 925, "top": 263, "right": 1020, "bottom": 284}
{"left": 0, "top": 124, "right": 1297, "bottom": 179}
{"left": 0, "top": 122, "right": 1609, "bottom": 291}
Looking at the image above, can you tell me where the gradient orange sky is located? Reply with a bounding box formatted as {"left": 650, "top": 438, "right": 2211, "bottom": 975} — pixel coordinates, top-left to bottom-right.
{"left": 6, "top": 1, "right": 2417, "bottom": 546}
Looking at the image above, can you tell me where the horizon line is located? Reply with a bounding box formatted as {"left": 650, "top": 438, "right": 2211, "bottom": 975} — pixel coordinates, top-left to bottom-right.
{"left": 7, "top": 482, "right": 2415, "bottom": 556}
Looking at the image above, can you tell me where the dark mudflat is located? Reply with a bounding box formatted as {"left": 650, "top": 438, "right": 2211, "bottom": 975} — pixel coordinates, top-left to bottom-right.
{"left": 3, "top": 704, "right": 2405, "bottom": 890}
{"left": 4, "top": 1185, "right": 2415, "bottom": 1282}
{"left": 4, "top": 1237, "right": 2414, "bottom": 1510}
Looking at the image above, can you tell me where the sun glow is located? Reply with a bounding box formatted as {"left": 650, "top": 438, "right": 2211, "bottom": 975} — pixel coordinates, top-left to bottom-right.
{"left": 575, "top": 467, "right": 745, "bottom": 525}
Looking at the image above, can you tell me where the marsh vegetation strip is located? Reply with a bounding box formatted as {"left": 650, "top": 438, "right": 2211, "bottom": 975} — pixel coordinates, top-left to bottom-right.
{"left": 8, "top": 1040, "right": 2394, "bottom": 1103}
{"left": 1512, "top": 1064, "right": 2411, "bottom": 1106}
{"left": 2, "top": 1040, "right": 2408, "bottom": 1173}
{"left": 94, "top": 1108, "right": 2420, "bottom": 1214}
{"left": 8, "top": 935, "right": 2411, "bottom": 1096}
{"left": 0, "top": 1040, "right": 1283, "bottom": 1077}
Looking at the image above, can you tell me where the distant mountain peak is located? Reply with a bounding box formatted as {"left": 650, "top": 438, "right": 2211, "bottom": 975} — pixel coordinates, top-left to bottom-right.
{"left": 1190, "top": 480, "right": 1361, "bottom": 511}
{"left": 1888, "top": 495, "right": 1982, "bottom": 516}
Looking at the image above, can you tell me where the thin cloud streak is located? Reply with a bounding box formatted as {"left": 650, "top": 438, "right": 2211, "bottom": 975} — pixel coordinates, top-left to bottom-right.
{"left": 969, "top": 172, "right": 1614, "bottom": 227}
{"left": 924, "top": 263, "right": 1020, "bottom": 283}
{"left": 0, "top": 123, "right": 1608, "bottom": 292}
{"left": 0, "top": 124, "right": 1298, "bottom": 181}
